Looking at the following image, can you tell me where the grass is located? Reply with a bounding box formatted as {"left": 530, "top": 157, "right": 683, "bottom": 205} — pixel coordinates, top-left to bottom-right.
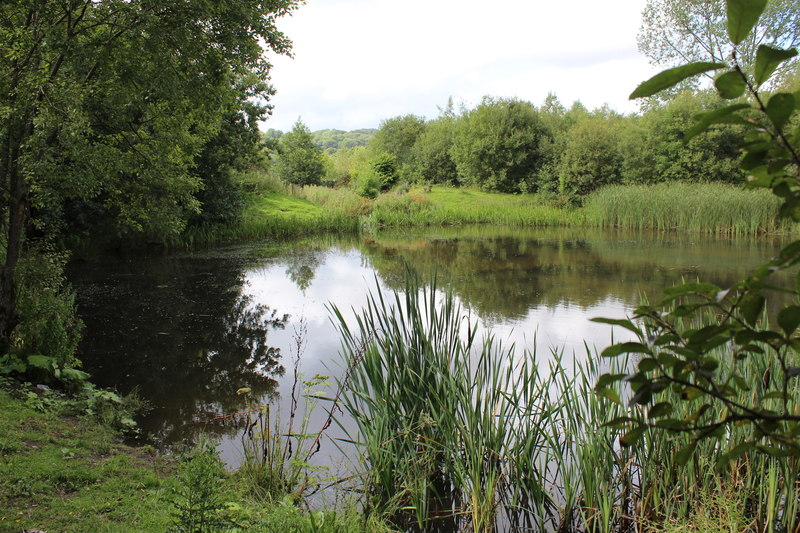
{"left": 333, "top": 273, "right": 800, "bottom": 532}
{"left": 0, "top": 387, "right": 175, "bottom": 533}
{"left": 0, "top": 384, "right": 395, "bottom": 533}
{"left": 176, "top": 181, "right": 794, "bottom": 246}
{"left": 585, "top": 182, "right": 789, "bottom": 236}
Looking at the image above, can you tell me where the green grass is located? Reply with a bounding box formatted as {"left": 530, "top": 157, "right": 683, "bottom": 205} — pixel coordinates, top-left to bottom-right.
{"left": 0, "top": 385, "right": 395, "bottom": 533}
{"left": 585, "top": 182, "right": 791, "bottom": 236}
{"left": 333, "top": 274, "right": 800, "bottom": 532}
{"left": 0, "top": 388, "right": 175, "bottom": 533}
{"left": 177, "top": 182, "right": 792, "bottom": 246}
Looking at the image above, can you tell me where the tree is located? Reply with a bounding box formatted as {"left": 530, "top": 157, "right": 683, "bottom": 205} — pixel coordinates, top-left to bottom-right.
{"left": 369, "top": 114, "right": 427, "bottom": 171}
{"left": 450, "top": 97, "right": 548, "bottom": 193}
{"left": 0, "top": 0, "right": 299, "bottom": 356}
{"left": 274, "top": 119, "right": 326, "bottom": 186}
{"left": 639, "top": 0, "right": 800, "bottom": 88}
{"left": 558, "top": 116, "right": 624, "bottom": 200}
{"left": 407, "top": 116, "right": 458, "bottom": 185}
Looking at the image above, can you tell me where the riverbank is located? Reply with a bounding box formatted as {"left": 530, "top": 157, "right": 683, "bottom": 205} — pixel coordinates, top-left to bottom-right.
{"left": 0, "top": 384, "right": 389, "bottom": 533}
{"left": 177, "top": 182, "right": 789, "bottom": 247}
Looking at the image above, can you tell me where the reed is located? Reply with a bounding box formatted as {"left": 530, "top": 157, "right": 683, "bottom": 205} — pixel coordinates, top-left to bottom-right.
{"left": 584, "top": 182, "right": 791, "bottom": 236}
{"left": 333, "top": 272, "right": 800, "bottom": 532}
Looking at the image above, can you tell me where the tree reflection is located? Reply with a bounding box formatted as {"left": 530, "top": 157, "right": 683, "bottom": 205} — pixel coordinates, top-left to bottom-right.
{"left": 70, "top": 252, "right": 288, "bottom": 443}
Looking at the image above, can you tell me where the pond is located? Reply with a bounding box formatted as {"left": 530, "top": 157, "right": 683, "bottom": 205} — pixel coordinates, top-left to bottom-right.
{"left": 68, "top": 226, "right": 789, "bottom": 469}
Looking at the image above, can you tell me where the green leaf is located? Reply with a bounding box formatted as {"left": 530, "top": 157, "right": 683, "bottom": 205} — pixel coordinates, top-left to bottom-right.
{"left": 766, "top": 93, "right": 796, "bottom": 128}
{"left": 596, "top": 387, "right": 622, "bottom": 405}
{"left": 675, "top": 441, "right": 697, "bottom": 466}
{"left": 685, "top": 104, "right": 751, "bottom": 142}
{"left": 630, "top": 62, "right": 727, "bottom": 99}
{"left": 597, "top": 373, "right": 628, "bottom": 388}
{"left": 726, "top": 0, "right": 767, "bottom": 45}
{"left": 27, "top": 355, "right": 57, "bottom": 371}
{"left": 620, "top": 427, "right": 646, "bottom": 447}
{"left": 754, "top": 45, "right": 799, "bottom": 85}
{"left": 601, "top": 342, "right": 652, "bottom": 358}
{"left": 648, "top": 402, "right": 673, "bottom": 419}
{"left": 778, "top": 305, "right": 800, "bottom": 335}
{"left": 715, "top": 71, "right": 747, "bottom": 99}
{"left": 590, "top": 317, "right": 642, "bottom": 336}
{"left": 740, "top": 294, "right": 765, "bottom": 326}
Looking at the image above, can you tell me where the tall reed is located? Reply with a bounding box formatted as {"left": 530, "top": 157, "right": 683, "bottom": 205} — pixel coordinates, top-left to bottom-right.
{"left": 333, "top": 272, "right": 800, "bottom": 532}
{"left": 585, "top": 182, "right": 790, "bottom": 236}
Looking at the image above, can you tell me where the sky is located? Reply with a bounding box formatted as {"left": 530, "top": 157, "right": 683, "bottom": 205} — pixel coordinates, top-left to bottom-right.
{"left": 261, "top": 0, "right": 659, "bottom": 132}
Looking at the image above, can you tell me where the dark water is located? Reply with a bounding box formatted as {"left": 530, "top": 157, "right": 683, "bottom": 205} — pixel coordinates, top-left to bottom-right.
{"left": 67, "top": 226, "right": 789, "bottom": 465}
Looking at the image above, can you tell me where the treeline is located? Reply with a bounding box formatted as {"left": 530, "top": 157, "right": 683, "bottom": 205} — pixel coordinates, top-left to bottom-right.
{"left": 269, "top": 88, "right": 800, "bottom": 203}
{"left": 264, "top": 128, "right": 376, "bottom": 153}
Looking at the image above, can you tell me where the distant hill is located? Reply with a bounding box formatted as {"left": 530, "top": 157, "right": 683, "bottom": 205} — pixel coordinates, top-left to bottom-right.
{"left": 262, "top": 128, "right": 376, "bottom": 153}
{"left": 312, "top": 129, "right": 376, "bottom": 153}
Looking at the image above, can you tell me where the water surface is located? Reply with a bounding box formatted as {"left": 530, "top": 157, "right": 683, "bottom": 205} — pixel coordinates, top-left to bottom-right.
{"left": 68, "top": 226, "right": 788, "bottom": 464}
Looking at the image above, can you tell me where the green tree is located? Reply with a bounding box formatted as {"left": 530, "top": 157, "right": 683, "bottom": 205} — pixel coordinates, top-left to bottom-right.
{"left": 274, "top": 119, "right": 326, "bottom": 186}
{"left": 369, "top": 114, "right": 427, "bottom": 171}
{"left": 0, "top": 0, "right": 298, "bottom": 355}
{"left": 407, "top": 116, "right": 458, "bottom": 185}
{"left": 639, "top": 0, "right": 800, "bottom": 88}
{"left": 450, "top": 97, "right": 548, "bottom": 193}
{"left": 620, "top": 92, "right": 744, "bottom": 184}
{"left": 558, "top": 115, "right": 624, "bottom": 200}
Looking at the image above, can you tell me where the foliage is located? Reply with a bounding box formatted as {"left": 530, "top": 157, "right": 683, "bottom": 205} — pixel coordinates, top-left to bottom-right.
{"left": 275, "top": 120, "right": 327, "bottom": 186}
{"left": 406, "top": 116, "right": 458, "bottom": 184}
{"left": 168, "top": 441, "right": 234, "bottom": 533}
{"left": 450, "top": 97, "right": 548, "bottom": 193}
{"left": 620, "top": 93, "right": 745, "bottom": 184}
{"left": 638, "top": 0, "right": 800, "bottom": 91}
{"left": 312, "top": 128, "right": 377, "bottom": 153}
{"left": 368, "top": 152, "right": 399, "bottom": 191}
{"left": 368, "top": 115, "right": 427, "bottom": 171}
{"left": 598, "top": 0, "right": 800, "bottom": 464}
{"left": 558, "top": 115, "right": 624, "bottom": 200}
{"left": 0, "top": 0, "right": 300, "bottom": 358}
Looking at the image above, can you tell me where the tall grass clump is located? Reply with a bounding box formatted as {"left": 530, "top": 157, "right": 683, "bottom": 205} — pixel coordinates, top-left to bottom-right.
{"left": 585, "top": 182, "right": 789, "bottom": 236}
{"left": 333, "top": 272, "right": 800, "bottom": 532}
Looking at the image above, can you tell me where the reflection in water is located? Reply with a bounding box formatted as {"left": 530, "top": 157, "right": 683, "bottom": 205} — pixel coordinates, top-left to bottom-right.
{"left": 68, "top": 227, "right": 789, "bottom": 453}
{"left": 69, "top": 252, "right": 288, "bottom": 443}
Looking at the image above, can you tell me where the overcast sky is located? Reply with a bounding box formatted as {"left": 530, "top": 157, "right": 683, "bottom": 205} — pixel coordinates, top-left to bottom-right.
{"left": 262, "top": 0, "right": 658, "bottom": 132}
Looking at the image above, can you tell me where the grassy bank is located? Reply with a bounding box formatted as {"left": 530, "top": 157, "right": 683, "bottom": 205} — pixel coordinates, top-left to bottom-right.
{"left": 179, "top": 182, "right": 790, "bottom": 247}
{"left": 0, "top": 384, "right": 390, "bottom": 533}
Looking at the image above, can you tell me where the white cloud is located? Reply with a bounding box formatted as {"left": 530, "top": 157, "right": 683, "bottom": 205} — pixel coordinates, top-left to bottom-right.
{"left": 263, "top": 0, "right": 658, "bottom": 131}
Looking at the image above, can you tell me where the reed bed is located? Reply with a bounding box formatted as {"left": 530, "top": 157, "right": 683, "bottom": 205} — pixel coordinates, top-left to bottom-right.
{"left": 332, "top": 274, "right": 800, "bottom": 532}
{"left": 585, "top": 182, "right": 790, "bottom": 236}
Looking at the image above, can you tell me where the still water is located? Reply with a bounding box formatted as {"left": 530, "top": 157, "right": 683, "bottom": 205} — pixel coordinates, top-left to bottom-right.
{"left": 68, "top": 226, "right": 788, "bottom": 466}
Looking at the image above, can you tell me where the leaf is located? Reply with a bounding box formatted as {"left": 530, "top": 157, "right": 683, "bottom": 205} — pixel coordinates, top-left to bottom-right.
{"left": 766, "top": 93, "right": 796, "bottom": 128}
{"left": 597, "top": 373, "right": 628, "bottom": 388}
{"left": 590, "top": 317, "right": 642, "bottom": 336}
{"left": 726, "top": 0, "right": 767, "bottom": 45}
{"left": 740, "top": 294, "right": 765, "bottom": 326}
{"left": 754, "top": 45, "right": 799, "bottom": 85}
{"left": 685, "top": 104, "right": 751, "bottom": 142}
{"left": 648, "top": 402, "right": 673, "bottom": 419}
{"left": 715, "top": 71, "right": 747, "bottom": 99}
{"left": 675, "top": 441, "right": 697, "bottom": 466}
{"left": 630, "top": 62, "right": 727, "bottom": 99}
{"left": 601, "top": 342, "right": 652, "bottom": 358}
{"left": 620, "top": 427, "right": 646, "bottom": 447}
{"left": 778, "top": 305, "right": 800, "bottom": 335}
{"left": 596, "top": 387, "right": 622, "bottom": 405}
{"left": 26, "top": 355, "right": 57, "bottom": 371}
